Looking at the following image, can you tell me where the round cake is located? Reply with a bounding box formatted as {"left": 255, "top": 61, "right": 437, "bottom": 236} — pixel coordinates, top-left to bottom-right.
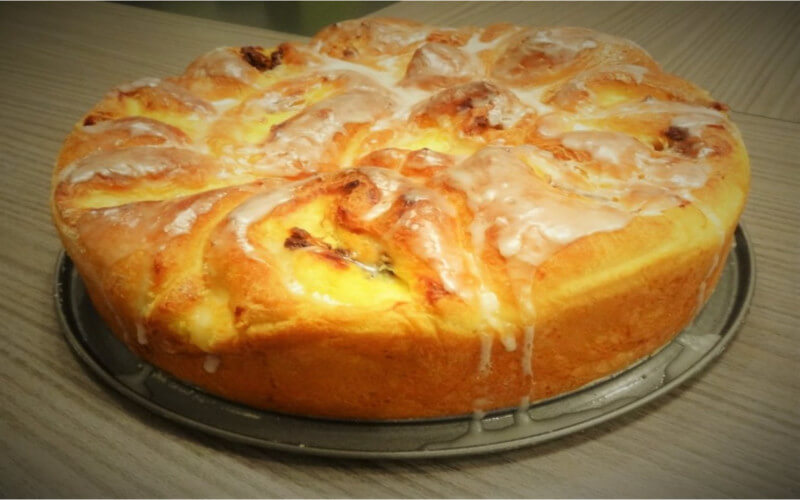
{"left": 51, "top": 18, "right": 749, "bottom": 419}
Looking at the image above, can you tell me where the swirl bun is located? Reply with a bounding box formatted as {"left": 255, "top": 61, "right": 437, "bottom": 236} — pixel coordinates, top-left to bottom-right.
{"left": 51, "top": 18, "right": 749, "bottom": 419}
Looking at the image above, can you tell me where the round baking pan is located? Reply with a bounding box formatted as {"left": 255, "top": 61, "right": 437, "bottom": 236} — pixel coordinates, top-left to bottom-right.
{"left": 53, "top": 225, "right": 755, "bottom": 458}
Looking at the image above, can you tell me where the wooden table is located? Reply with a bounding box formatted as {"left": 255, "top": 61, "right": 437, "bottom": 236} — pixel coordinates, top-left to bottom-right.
{"left": 1, "top": 2, "right": 798, "bottom": 497}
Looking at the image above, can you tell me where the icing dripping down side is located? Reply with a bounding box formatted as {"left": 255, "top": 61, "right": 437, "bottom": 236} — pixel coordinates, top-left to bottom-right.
{"left": 203, "top": 354, "right": 221, "bottom": 373}
{"left": 522, "top": 325, "right": 535, "bottom": 377}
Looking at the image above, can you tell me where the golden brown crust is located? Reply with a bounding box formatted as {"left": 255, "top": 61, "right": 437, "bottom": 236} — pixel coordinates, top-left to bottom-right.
{"left": 51, "top": 18, "right": 749, "bottom": 419}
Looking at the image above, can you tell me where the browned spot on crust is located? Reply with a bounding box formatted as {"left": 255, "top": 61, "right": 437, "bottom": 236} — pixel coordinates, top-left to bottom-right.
{"left": 426, "top": 29, "right": 471, "bottom": 46}
{"left": 82, "top": 113, "right": 113, "bottom": 126}
{"left": 663, "top": 125, "right": 707, "bottom": 157}
{"left": 665, "top": 126, "right": 688, "bottom": 142}
{"left": 414, "top": 82, "right": 512, "bottom": 136}
{"left": 710, "top": 101, "right": 729, "bottom": 112}
{"left": 481, "top": 23, "right": 516, "bottom": 42}
{"left": 240, "top": 46, "right": 283, "bottom": 71}
{"left": 318, "top": 251, "right": 350, "bottom": 269}
{"left": 284, "top": 227, "right": 316, "bottom": 249}
{"left": 530, "top": 138, "right": 592, "bottom": 163}
{"left": 464, "top": 115, "right": 503, "bottom": 135}
{"left": 423, "top": 277, "right": 451, "bottom": 304}
{"left": 342, "top": 180, "right": 361, "bottom": 193}
{"left": 283, "top": 228, "right": 348, "bottom": 268}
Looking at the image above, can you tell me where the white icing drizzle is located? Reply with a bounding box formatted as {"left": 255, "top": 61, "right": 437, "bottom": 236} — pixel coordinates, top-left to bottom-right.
{"left": 357, "top": 168, "right": 467, "bottom": 296}
{"left": 685, "top": 193, "right": 726, "bottom": 318}
{"left": 97, "top": 206, "right": 141, "bottom": 228}
{"left": 684, "top": 193, "right": 725, "bottom": 241}
{"left": 447, "top": 147, "right": 632, "bottom": 377}
{"left": 227, "top": 178, "right": 313, "bottom": 260}
{"left": 286, "top": 279, "right": 305, "bottom": 295}
{"left": 600, "top": 98, "right": 725, "bottom": 126}
{"left": 401, "top": 42, "right": 483, "bottom": 89}
{"left": 81, "top": 117, "right": 186, "bottom": 144}
{"left": 413, "top": 80, "right": 531, "bottom": 130}
{"left": 477, "top": 287, "right": 508, "bottom": 333}
{"left": 619, "top": 64, "right": 649, "bottom": 84}
{"left": 359, "top": 167, "right": 405, "bottom": 221}
{"left": 115, "top": 77, "right": 161, "bottom": 93}
{"left": 310, "top": 291, "right": 344, "bottom": 305}
{"left": 515, "top": 395, "right": 532, "bottom": 424}
{"left": 478, "top": 331, "right": 493, "bottom": 374}
{"left": 381, "top": 25, "right": 429, "bottom": 48}
{"left": 531, "top": 129, "right": 711, "bottom": 210}
{"left": 113, "top": 78, "right": 215, "bottom": 114}
{"left": 185, "top": 47, "right": 255, "bottom": 82}
{"left": 249, "top": 89, "right": 395, "bottom": 174}
{"left": 446, "top": 147, "right": 631, "bottom": 267}
{"left": 511, "top": 86, "right": 555, "bottom": 116}
{"left": 678, "top": 332, "right": 720, "bottom": 352}
{"left": 399, "top": 208, "right": 460, "bottom": 293}
{"left": 671, "top": 112, "right": 724, "bottom": 136}
{"left": 239, "top": 89, "right": 305, "bottom": 117}
{"left": 474, "top": 86, "right": 528, "bottom": 129}
{"left": 59, "top": 146, "right": 202, "bottom": 184}
{"left": 313, "top": 55, "right": 430, "bottom": 113}
{"left": 164, "top": 191, "right": 228, "bottom": 237}
{"left": 492, "top": 27, "right": 600, "bottom": 86}
{"left": 135, "top": 322, "right": 148, "bottom": 345}
{"left": 562, "top": 130, "right": 636, "bottom": 165}
{"left": 578, "top": 64, "right": 649, "bottom": 89}
{"left": 528, "top": 28, "right": 598, "bottom": 56}
{"left": 462, "top": 28, "right": 519, "bottom": 55}
{"left": 695, "top": 252, "right": 720, "bottom": 316}
{"left": 211, "top": 98, "right": 241, "bottom": 112}
{"left": 164, "top": 207, "right": 199, "bottom": 237}
{"left": 203, "top": 354, "right": 220, "bottom": 373}
{"left": 467, "top": 409, "right": 486, "bottom": 437}
{"left": 534, "top": 111, "right": 572, "bottom": 137}
{"left": 500, "top": 334, "right": 517, "bottom": 352}
{"left": 522, "top": 325, "right": 534, "bottom": 376}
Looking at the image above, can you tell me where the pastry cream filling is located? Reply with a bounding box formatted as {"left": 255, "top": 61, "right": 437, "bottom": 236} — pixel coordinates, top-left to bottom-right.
{"left": 242, "top": 194, "right": 412, "bottom": 308}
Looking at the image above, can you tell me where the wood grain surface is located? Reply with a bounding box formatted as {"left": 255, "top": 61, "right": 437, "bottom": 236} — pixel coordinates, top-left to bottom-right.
{"left": 0, "top": 2, "right": 798, "bottom": 497}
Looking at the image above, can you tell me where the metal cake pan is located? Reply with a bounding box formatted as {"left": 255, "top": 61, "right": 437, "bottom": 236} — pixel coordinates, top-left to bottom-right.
{"left": 53, "top": 225, "right": 755, "bottom": 458}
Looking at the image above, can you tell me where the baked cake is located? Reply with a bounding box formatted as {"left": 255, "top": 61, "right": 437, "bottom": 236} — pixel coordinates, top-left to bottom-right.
{"left": 51, "top": 19, "right": 749, "bottom": 419}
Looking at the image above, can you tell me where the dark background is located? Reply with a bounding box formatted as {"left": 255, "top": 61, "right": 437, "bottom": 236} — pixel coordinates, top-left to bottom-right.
{"left": 118, "top": 1, "right": 394, "bottom": 36}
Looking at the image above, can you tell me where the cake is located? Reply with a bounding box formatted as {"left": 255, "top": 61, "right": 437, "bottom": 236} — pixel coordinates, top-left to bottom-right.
{"left": 50, "top": 18, "right": 749, "bottom": 419}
